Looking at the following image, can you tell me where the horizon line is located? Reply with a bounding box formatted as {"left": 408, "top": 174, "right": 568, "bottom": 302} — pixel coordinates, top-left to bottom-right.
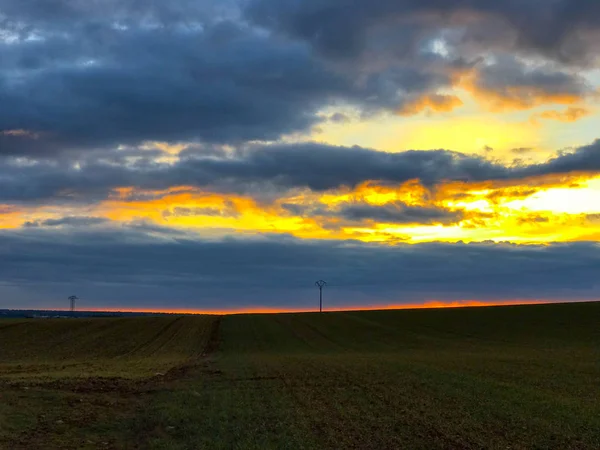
{"left": 4, "top": 299, "right": 599, "bottom": 316}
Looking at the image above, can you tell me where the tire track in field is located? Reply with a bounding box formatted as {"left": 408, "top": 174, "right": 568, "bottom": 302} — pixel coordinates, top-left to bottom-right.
{"left": 203, "top": 316, "right": 222, "bottom": 356}
{"left": 150, "top": 315, "right": 222, "bottom": 359}
{"left": 1, "top": 316, "right": 224, "bottom": 450}
{"left": 5, "top": 316, "right": 223, "bottom": 393}
{"left": 159, "top": 316, "right": 223, "bottom": 381}
{"left": 117, "top": 317, "right": 185, "bottom": 359}
{"left": 33, "top": 320, "right": 115, "bottom": 358}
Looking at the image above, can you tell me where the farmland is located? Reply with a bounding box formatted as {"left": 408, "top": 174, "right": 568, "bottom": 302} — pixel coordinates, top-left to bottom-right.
{"left": 1, "top": 302, "right": 599, "bottom": 449}
{"left": 0, "top": 316, "right": 218, "bottom": 448}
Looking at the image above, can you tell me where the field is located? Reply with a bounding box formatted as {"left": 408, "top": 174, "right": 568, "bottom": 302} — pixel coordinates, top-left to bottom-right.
{"left": 0, "top": 316, "right": 218, "bottom": 448}
{"left": 1, "top": 302, "right": 599, "bottom": 449}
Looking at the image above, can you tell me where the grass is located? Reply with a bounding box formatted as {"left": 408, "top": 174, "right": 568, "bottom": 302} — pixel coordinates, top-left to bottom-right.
{"left": 0, "top": 316, "right": 216, "bottom": 380}
{"left": 0, "top": 316, "right": 217, "bottom": 449}
{"left": 1, "top": 302, "right": 599, "bottom": 449}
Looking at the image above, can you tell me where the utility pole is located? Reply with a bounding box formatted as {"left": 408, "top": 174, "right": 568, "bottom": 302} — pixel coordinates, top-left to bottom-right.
{"left": 68, "top": 295, "right": 78, "bottom": 312}
{"left": 315, "top": 280, "right": 326, "bottom": 312}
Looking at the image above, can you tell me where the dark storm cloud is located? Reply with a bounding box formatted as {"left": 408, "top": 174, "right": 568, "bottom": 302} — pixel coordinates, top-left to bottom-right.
{"left": 3, "top": 0, "right": 595, "bottom": 158}
{"left": 1, "top": 140, "right": 600, "bottom": 204}
{"left": 0, "top": 1, "right": 456, "bottom": 156}
{"left": 474, "top": 55, "right": 590, "bottom": 107}
{"left": 526, "top": 140, "right": 600, "bottom": 176}
{"left": 245, "top": 0, "right": 600, "bottom": 64}
{"left": 0, "top": 0, "right": 232, "bottom": 26}
{"left": 0, "top": 20, "right": 347, "bottom": 154}
{"left": 245, "top": 0, "right": 597, "bottom": 110}
{"left": 0, "top": 227, "right": 598, "bottom": 309}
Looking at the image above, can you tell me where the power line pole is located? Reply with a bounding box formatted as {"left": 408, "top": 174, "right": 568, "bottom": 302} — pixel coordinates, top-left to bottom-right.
{"left": 68, "top": 295, "right": 78, "bottom": 312}
{"left": 315, "top": 280, "right": 326, "bottom": 312}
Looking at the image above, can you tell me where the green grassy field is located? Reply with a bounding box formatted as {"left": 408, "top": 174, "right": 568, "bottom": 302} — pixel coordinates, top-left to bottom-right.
{"left": 1, "top": 302, "right": 599, "bottom": 449}
{"left": 0, "top": 316, "right": 218, "bottom": 448}
{"left": 0, "top": 316, "right": 217, "bottom": 380}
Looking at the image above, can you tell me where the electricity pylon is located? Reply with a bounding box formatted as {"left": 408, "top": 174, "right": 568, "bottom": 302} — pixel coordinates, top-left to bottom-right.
{"left": 315, "top": 280, "right": 326, "bottom": 312}
{"left": 68, "top": 295, "right": 78, "bottom": 312}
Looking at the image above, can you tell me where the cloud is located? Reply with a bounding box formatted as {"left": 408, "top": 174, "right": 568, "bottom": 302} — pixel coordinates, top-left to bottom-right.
{"left": 328, "top": 112, "right": 351, "bottom": 124}
{"left": 465, "top": 56, "right": 590, "bottom": 110}
{"left": 525, "top": 140, "right": 600, "bottom": 176}
{"left": 280, "top": 199, "right": 464, "bottom": 226}
{"left": 4, "top": 0, "right": 596, "bottom": 159}
{"left": 163, "top": 202, "right": 239, "bottom": 218}
{"left": 0, "top": 129, "right": 42, "bottom": 138}
{"left": 398, "top": 94, "right": 463, "bottom": 116}
{"left": 511, "top": 147, "right": 534, "bottom": 155}
{"left": 0, "top": 4, "right": 458, "bottom": 156}
{"left": 334, "top": 201, "right": 464, "bottom": 225}
{"left": 0, "top": 20, "right": 350, "bottom": 155}
{"left": 245, "top": 0, "right": 600, "bottom": 65}
{"left": 0, "top": 140, "right": 599, "bottom": 204}
{"left": 0, "top": 226, "right": 598, "bottom": 309}
{"left": 516, "top": 214, "right": 551, "bottom": 226}
{"left": 1, "top": 0, "right": 599, "bottom": 311}
{"left": 22, "top": 216, "right": 109, "bottom": 228}
{"left": 534, "top": 107, "right": 591, "bottom": 122}
{"left": 246, "top": 0, "right": 599, "bottom": 112}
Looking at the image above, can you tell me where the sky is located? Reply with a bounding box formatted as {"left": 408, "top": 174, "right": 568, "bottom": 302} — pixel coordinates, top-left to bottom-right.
{"left": 0, "top": 0, "right": 599, "bottom": 312}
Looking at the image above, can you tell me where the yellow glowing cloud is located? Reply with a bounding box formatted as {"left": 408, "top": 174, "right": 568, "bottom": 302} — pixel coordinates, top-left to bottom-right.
{"left": 7, "top": 171, "right": 600, "bottom": 245}
{"left": 99, "top": 188, "right": 334, "bottom": 239}
{"left": 89, "top": 171, "right": 600, "bottom": 244}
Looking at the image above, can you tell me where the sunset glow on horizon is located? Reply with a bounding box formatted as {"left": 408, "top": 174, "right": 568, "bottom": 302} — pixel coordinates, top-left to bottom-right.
{"left": 61, "top": 299, "right": 563, "bottom": 316}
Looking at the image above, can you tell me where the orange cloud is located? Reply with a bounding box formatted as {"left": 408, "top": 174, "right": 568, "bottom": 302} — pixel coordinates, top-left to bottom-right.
{"left": 99, "top": 172, "right": 600, "bottom": 244}
{"left": 8, "top": 171, "right": 600, "bottom": 244}
{"left": 398, "top": 94, "right": 464, "bottom": 116}
{"left": 480, "top": 89, "right": 580, "bottom": 111}
{"left": 0, "top": 205, "right": 23, "bottom": 229}
{"left": 533, "top": 107, "right": 591, "bottom": 122}
{"left": 101, "top": 187, "right": 338, "bottom": 239}
{"left": 458, "top": 70, "right": 583, "bottom": 111}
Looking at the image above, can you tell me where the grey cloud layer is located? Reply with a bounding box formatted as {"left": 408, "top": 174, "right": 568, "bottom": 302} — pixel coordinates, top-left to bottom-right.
{"left": 339, "top": 201, "right": 464, "bottom": 225}
{"left": 0, "top": 227, "right": 598, "bottom": 309}
{"left": 246, "top": 0, "right": 597, "bottom": 110}
{"left": 1, "top": 140, "right": 599, "bottom": 204}
{"left": 1, "top": 0, "right": 597, "bottom": 156}
{"left": 246, "top": 0, "right": 600, "bottom": 64}
{"left": 282, "top": 200, "right": 463, "bottom": 226}
{"left": 0, "top": 21, "right": 346, "bottom": 154}
{"left": 23, "top": 216, "right": 109, "bottom": 228}
{"left": 1, "top": 0, "right": 599, "bottom": 310}
{"left": 474, "top": 55, "right": 591, "bottom": 105}
{"left": 0, "top": 4, "right": 449, "bottom": 155}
